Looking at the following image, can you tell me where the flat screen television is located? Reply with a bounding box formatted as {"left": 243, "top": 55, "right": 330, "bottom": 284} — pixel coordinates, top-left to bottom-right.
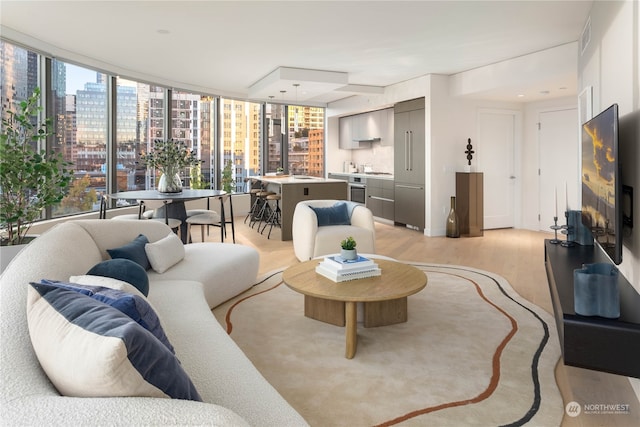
{"left": 581, "top": 103, "right": 622, "bottom": 264}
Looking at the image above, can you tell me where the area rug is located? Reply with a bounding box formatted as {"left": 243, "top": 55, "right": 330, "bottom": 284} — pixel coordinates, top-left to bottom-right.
{"left": 213, "top": 262, "right": 563, "bottom": 426}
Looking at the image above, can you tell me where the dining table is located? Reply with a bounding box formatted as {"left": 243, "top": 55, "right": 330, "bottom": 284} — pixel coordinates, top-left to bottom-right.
{"left": 106, "top": 189, "right": 227, "bottom": 243}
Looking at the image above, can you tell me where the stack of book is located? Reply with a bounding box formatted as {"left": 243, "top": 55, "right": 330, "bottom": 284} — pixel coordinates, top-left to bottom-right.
{"left": 315, "top": 255, "right": 381, "bottom": 282}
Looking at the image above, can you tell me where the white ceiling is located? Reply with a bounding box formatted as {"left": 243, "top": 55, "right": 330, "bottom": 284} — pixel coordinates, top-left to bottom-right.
{"left": 0, "top": 1, "right": 593, "bottom": 105}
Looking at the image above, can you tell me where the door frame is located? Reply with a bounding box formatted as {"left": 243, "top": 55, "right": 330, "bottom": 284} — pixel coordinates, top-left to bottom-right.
{"left": 537, "top": 106, "right": 579, "bottom": 231}
{"left": 476, "top": 108, "right": 523, "bottom": 229}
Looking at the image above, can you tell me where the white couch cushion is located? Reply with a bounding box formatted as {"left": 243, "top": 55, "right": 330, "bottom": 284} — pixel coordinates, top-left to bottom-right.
{"left": 145, "top": 233, "right": 185, "bottom": 274}
{"left": 148, "top": 243, "right": 259, "bottom": 308}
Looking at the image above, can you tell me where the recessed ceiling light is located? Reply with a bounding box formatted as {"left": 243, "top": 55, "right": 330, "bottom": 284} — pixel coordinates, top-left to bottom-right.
{"left": 517, "top": 94, "right": 525, "bottom": 98}
{"left": 157, "top": 29, "right": 170, "bottom": 35}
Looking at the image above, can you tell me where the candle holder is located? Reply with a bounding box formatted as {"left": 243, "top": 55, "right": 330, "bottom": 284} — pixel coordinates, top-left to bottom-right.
{"left": 550, "top": 216, "right": 562, "bottom": 244}
{"left": 561, "top": 210, "right": 574, "bottom": 247}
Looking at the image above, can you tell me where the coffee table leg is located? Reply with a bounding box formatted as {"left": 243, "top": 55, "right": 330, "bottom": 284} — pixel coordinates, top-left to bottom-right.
{"left": 345, "top": 301, "right": 357, "bottom": 359}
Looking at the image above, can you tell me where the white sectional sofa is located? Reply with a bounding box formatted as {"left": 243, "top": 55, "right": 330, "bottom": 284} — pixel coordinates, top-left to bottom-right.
{"left": 0, "top": 219, "right": 307, "bottom": 426}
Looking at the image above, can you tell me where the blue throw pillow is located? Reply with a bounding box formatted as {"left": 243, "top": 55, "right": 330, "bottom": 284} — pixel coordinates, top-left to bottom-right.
{"left": 87, "top": 258, "right": 149, "bottom": 297}
{"left": 107, "top": 234, "right": 151, "bottom": 270}
{"left": 310, "top": 202, "right": 351, "bottom": 226}
{"left": 27, "top": 282, "right": 201, "bottom": 401}
{"left": 37, "top": 279, "right": 174, "bottom": 354}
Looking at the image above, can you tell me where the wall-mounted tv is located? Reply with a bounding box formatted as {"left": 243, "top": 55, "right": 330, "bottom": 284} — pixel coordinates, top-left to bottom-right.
{"left": 581, "top": 103, "right": 622, "bottom": 264}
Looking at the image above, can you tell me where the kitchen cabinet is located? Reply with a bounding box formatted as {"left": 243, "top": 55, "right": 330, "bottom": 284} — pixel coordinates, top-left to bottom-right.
{"left": 339, "top": 116, "right": 357, "bottom": 149}
{"left": 394, "top": 98, "right": 425, "bottom": 230}
{"left": 394, "top": 183, "right": 424, "bottom": 229}
{"left": 366, "top": 178, "right": 394, "bottom": 221}
{"left": 339, "top": 108, "right": 393, "bottom": 149}
{"left": 381, "top": 108, "right": 394, "bottom": 146}
{"left": 393, "top": 98, "right": 425, "bottom": 184}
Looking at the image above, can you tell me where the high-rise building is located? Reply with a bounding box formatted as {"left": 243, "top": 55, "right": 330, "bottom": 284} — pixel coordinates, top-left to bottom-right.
{"left": 0, "top": 41, "right": 38, "bottom": 108}
{"left": 220, "top": 98, "right": 261, "bottom": 192}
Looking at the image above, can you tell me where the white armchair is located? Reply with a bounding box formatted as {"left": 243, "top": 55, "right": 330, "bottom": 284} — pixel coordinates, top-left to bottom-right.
{"left": 292, "top": 200, "right": 376, "bottom": 261}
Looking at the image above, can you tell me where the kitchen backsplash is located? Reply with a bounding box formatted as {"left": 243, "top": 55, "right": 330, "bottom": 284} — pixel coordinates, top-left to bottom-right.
{"left": 346, "top": 143, "right": 394, "bottom": 173}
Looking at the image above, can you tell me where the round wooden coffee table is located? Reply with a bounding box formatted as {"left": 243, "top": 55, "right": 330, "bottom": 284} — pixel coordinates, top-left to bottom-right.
{"left": 283, "top": 258, "right": 427, "bottom": 359}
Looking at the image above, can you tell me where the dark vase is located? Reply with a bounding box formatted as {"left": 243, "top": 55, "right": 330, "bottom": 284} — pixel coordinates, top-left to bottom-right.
{"left": 446, "top": 196, "right": 460, "bottom": 238}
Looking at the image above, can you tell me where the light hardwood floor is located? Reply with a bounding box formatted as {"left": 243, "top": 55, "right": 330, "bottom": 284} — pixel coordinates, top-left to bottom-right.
{"left": 202, "top": 217, "right": 640, "bottom": 427}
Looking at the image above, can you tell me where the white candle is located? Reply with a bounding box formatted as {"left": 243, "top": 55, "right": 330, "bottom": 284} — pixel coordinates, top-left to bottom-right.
{"left": 555, "top": 187, "right": 558, "bottom": 217}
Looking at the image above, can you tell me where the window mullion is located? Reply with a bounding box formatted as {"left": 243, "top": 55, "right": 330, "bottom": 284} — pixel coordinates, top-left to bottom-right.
{"left": 106, "top": 75, "right": 117, "bottom": 197}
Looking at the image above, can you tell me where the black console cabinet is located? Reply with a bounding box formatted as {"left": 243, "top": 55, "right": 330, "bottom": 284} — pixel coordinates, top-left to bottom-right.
{"left": 545, "top": 240, "right": 640, "bottom": 378}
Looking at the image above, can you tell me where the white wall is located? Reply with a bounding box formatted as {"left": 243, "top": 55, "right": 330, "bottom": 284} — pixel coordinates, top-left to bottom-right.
{"left": 521, "top": 97, "right": 580, "bottom": 231}
{"left": 580, "top": 0, "right": 639, "bottom": 290}
{"left": 578, "top": 0, "right": 640, "bottom": 399}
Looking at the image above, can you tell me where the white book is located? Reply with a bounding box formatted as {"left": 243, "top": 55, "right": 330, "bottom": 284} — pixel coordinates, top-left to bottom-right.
{"left": 315, "top": 264, "right": 382, "bottom": 282}
{"left": 318, "top": 260, "right": 379, "bottom": 275}
{"left": 323, "top": 255, "right": 376, "bottom": 271}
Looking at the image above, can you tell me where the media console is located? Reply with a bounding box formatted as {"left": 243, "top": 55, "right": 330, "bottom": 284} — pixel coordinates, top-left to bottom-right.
{"left": 545, "top": 240, "right": 640, "bottom": 378}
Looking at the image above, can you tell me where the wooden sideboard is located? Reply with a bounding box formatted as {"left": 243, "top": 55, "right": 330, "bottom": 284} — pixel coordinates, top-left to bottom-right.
{"left": 544, "top": 240, "right": 640, "bottom": 378}
{"left": 455, "top": 172, "right": 483, "bottom": 237}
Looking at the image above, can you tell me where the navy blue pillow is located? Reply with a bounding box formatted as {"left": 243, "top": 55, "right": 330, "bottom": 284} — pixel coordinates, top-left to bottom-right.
{"left": 107, "top": 234, "right": 151, "bottom": 271}
{"left": 27, "top": 282, "right": 201, "bottom": 401}
{"left": 87, "top": 258, "right": 149, "bottom": 297}
{"left": 310, "top": 202, "right": 351, "bottom": 227}
{"left": 37, "top": 279, "right": 174, "bottom": 354}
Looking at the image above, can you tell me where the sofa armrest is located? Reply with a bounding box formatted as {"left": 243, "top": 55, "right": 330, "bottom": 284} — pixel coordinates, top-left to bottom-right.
{"left": 4, "top": 396, "right": 250, "bottom": 426}
{"left": 292, "top": 203, "right": 319, "bottom": 261}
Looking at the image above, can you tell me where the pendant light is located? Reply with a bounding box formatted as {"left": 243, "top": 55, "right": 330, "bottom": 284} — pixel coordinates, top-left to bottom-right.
{"left": 293, "top": 83, "right": 300, "bottom": 132}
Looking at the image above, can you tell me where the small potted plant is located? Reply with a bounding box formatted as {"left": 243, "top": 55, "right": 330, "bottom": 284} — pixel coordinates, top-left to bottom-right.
{"left": 340, "top": 236, "right": 357, "bottom": 260}
{"left": 140, "top": 139, "right": 199, "bottom": 193}
{"left": 276, "top": 167, "right": 284, "bottom": 176}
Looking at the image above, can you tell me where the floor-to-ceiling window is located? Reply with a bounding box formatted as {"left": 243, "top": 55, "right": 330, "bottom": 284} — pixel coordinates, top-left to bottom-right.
{"left": 172, "top": 91, "right": 215, "bottom": 189}
{"left": 51, "top": 60, "right": 108, "bottom": 216}
{"left": 220, "top": 98, "right": 261, "bottom": 192}
{"left": 265, "top": 103, "right": 285, "bottom": 174}
{"left": 1, "top": 38, "right": 326, "bottom": 223}
{"left": 115, "top": 78, "right": 154, "bottom": 192}
{"left": 264, "top": 102, "right": 325, "bottom": 177}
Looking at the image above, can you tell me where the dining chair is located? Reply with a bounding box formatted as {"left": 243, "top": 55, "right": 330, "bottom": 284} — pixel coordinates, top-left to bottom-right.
{"left": 111, "top": 200, "right": 147, "bottom": 221}
{"left": 140, "top": 200, "right": 183, "bottom": 238}
{"left": 185, "top": 194, "right": 235, "bottom": 243}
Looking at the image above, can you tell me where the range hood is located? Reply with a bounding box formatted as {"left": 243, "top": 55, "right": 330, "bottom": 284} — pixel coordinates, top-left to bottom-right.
{"left": 352, "top": 137, "right": 381, "bottom": 143}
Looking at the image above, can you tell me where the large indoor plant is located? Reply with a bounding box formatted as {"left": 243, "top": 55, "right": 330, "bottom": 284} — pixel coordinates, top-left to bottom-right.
{"left": 141, "top": 139, "right": 199, "bottom": 193}
{"left": 0, "top": 87, "right": 72, "bottom": 246}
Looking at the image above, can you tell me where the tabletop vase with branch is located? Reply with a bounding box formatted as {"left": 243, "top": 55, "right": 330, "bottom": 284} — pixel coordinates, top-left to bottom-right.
{"left": 140, "top": 139, "right": 200, "bottom": 193}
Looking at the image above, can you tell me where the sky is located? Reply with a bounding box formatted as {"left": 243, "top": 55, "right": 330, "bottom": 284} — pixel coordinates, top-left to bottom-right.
{"left": 65, "top": 64, "right": 98, "bottom": 94}
{"left": 64, "top": 63, "right": 136, "bottom": 94}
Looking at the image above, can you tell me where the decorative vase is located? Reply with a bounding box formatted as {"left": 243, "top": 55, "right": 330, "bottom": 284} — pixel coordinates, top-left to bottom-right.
{"left": 341, "top": 249, "right": 358, "bottom": 260}
{"left": 157, "top": 168, "right": 183, "bottom": 193}
{"left": 446, "top": 196, "right": 460, "bottom": 238}
{"left": 574, "top": 263, "right": 620, "bottom": 318}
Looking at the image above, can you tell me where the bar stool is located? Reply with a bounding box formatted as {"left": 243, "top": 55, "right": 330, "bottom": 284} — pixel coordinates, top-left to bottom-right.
{"left": 244, "top": 179, "right": 263, "bottom": 225}
{"left": 261, "top": 194, "right": 281, "bottom": 239}
{"left": 252, "top": 190, "right": 275, "bottom": 230}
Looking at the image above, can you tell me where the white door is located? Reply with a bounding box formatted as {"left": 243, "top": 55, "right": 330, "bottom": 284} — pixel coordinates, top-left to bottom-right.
{"left": 477, "top": 111, "right": 516, "bottom": 229}
{"left": 538, "top": 108, "right": 579, "bottom": 230}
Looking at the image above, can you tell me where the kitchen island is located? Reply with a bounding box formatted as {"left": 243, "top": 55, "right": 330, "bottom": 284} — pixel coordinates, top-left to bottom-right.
{"left": 250, "top": 175, "right": 348, "bottom": 240}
